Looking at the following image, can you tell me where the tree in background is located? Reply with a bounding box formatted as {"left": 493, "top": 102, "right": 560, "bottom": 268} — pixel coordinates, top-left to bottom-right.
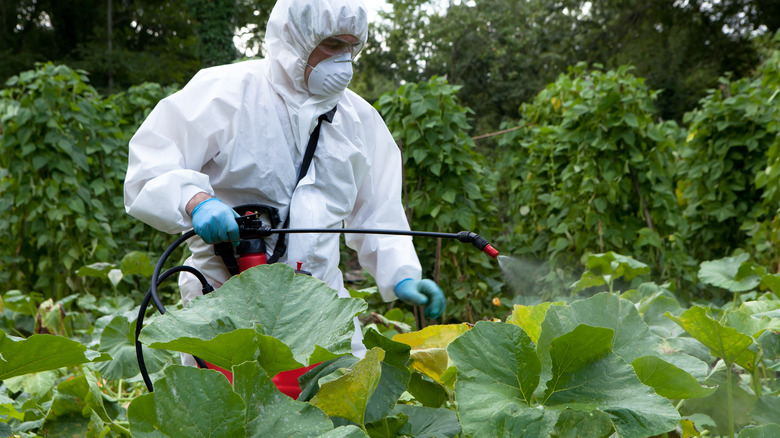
{"left": 0, "top": 0, "right": 273, "bottom": 94}
{"left": 360, "top": 0, "right": 772, "bottom": 129}
{"left": 578, "top": 0, "right": 765, "bottom": 121}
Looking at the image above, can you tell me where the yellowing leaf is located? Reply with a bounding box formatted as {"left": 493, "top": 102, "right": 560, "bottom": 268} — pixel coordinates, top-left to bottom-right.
{"left": 393, "top": 324, "right": 470, "bottom": 384}
{"left": 311, "top": 347, "right": 385, "bottom": 427}
{"left": 507, "top": 302, "right": 555, "bottom": 344}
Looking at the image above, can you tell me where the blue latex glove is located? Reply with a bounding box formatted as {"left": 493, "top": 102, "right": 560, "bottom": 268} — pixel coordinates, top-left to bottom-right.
{"left": 191, "top": 198, "right": 240, "bottom": 245}
{"left": 395, "top": 278, "right": 445, "bottom": 319}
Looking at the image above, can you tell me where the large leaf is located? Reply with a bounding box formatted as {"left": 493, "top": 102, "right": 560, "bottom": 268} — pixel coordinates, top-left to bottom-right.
{"left": 231, "top": 361, "right": 332, "bottom": 437}
{"left": 536, "top": 292, "right": 664, "bottom": 383}
{"left": 127, "top": 365, "right": 246, "bottom": 437}
{"left": 393, "top": 323, "right": 470, "bottom": 385}
{"left": 95, "top": 315, "right": 169, "bottom": 380}
{"left": 299, "top": 330, "right": 411, "bottom": 422}
{"left": 698, "top": 254, "right": 760, "bottom": 292}
{"left": 543, "top": 325, "right": 680, "bottom": 438}
{"left": 140, "top": 264, "right": 366, "bottom": 366}
{"left": 392, "top": 405, "right": 461, "bottom": 438}
{"left": 50, "top": 368, "right": 112, "bottom": 423}
{"left": 738, "top": 424, "right": 780, "bottom": 438}
{"left": 407, "top": 372, "right": 447, "bottom": 408}
{"left": 311, "top": 347, "right": 385, "bottom": 427}
{"left": 361, "top": 329, "right": 411, "bottom": 423}
{"left": 46, "top": 367, "right": 128, "bottom": 437}
{"left": 665, "top": 306, "right": 757, "bottom": 370}
{"left": 299, "top": 355, "right": 359, "bottom": 402}
{"left": 448, "top": 321, "right": 556, "bottom": 437}
{"left": 3, "top": 370, "right": 58, "bottom": 397}
{"left": 0, "top": 331, "right": 107, "bottom": 380}
{"left": 450, "top": 321, "right": 679, "bottom": 438}
{"left": 631, "top": 356, "right": 717, "bottom": 399}
{"left": 572, "top": 252, "right": 651, "bottom": 292}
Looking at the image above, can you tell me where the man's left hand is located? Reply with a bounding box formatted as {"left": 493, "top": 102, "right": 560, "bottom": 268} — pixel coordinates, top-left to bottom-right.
{"left": 395, "top": 278, "right": 445, "bottom": 319}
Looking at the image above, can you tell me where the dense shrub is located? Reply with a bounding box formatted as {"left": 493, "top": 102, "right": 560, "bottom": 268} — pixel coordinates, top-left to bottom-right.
{"left": 0, "top": 64, "right": 175, "bottom": 299}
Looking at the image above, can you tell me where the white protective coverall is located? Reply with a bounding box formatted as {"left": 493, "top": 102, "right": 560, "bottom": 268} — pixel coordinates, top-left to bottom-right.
{"left": 123, "top": 0, "right": 423, "bottom": 357}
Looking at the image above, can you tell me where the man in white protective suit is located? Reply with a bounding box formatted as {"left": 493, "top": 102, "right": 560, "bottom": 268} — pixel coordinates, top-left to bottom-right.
{"left": 123, "top": 0, "right": 445, "bottom": 394}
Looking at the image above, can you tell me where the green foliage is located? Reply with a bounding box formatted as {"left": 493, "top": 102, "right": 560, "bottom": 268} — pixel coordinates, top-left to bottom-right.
{"left": 374, "top": 76, "right": 501, "bottom": 323}
{"left": 0, "top": 64, "right": 176, "bottom": 300}
{"left": 678, "top": 54, "right": 780, "bottom": 270}
{"left": 498, "top": 63, "right": 688, "bottom": 296}
{"left": 0, "top": 64, "right": 123, "bottom": 297}
{"left": 2, "top": 255, "right": 779, "bottom": 437}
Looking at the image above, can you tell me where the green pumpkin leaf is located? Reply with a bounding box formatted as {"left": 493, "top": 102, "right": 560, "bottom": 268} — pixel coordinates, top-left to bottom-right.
{"left": 140, "top": 264, "right": 366, "bottom": 366}
{"left": 392, "top": 405, "right": 462, "bottom": 438}
{"left": 543, "top": 325, "right": 680, "bottom": 438}
{"left": 631, "top": 356, "right": 717, "bottom": 399}
{"left": 362, "top": 329, "right": 411, "bottom": 423}
{"left": 680, "top": 363, "right": 762, "bottom": 435}
{"left": 50, "top": 368, "right": 112, "bottom": 423}
{"left": 365, "top": 414, "right": 408, "bottom": 438}
{"left": 0, "top": 331, "right": 108, "bottom": 380}
{"left": 231, "top": 361, "right": 332, "bottom": 437}
{"left": 128, "top": 366, "right": 246, "bottom": 437}
{"left": 311, "top": 347, "right": 385, "bottom": 427}
{"left": 254, "top": 330, "right": 306, "bottom": 377}
{"left": 698, "top": 254, "right": 760, "bottom": 292}
{"left": 738, "top": 424, "right": 780, "bottom": 438}
{"left": 665, "top": 306, "right": 757, "bottom": 370}
{"left": 3, "top": 370, "right": 58, "bottom": 397}
{"left": 583, "top": 252, "right": 650, "bottom": 282}
{"left": 448, "top": 322, "right": 554, "bottom": 436}
{"left": 96, "top": 316, "right": 170, "bottom": 380}
{"left": 120, "top": 251, "right": 154, "bottom": 277}
{"left": 552, "top": 409, "right": 614, "bottom": 438}
{"left": 407, "top": 372, "right": 447, "bottom": 408}
{"left": 537, "top": 293, "right": 664, "bottom": 378}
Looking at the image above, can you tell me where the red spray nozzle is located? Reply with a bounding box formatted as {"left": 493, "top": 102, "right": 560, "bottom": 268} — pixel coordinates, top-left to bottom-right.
{"left": 456, "top": 231, "right": 499, "bottom": 258}
{"left": 483, "top": 244, "right": 499, "bottom": 258}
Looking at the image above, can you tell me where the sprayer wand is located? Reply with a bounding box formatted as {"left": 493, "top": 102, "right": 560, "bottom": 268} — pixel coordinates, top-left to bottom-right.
{"left": 258, "top": 228, "right": 500, "bottom": 258}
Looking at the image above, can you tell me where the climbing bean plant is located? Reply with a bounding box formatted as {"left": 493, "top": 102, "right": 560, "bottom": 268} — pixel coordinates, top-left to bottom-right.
{"left": 374, "top": 77, "right": 501, "bottom": 323}
{"left": 497, "top": 63, "right": 688, "bottom": 297}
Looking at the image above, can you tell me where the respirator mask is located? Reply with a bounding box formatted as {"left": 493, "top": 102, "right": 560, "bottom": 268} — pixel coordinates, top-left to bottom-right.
{"left": 306, "top": 51, "right": 353, "bottom": 96}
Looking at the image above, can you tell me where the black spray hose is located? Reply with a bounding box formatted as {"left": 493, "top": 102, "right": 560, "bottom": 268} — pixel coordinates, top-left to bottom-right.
{"left": 137, "top": 262, "right": 213, "bottom": 392}
{"left": 149, "top": 230, "right": 198, "bottom": 313}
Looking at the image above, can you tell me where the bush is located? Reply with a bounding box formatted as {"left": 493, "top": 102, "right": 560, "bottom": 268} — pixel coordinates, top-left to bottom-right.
{"left": 0, "top": 64, "right": 176, "bottom": 299}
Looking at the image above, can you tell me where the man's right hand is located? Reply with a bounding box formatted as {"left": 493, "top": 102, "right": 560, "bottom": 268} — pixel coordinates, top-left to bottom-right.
{"left": 190, "top": 198, "right": 240, "bottom": 245}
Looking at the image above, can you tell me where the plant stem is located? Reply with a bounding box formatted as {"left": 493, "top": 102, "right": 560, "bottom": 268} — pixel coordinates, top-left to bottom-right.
{"left": 726, "top": 361, "right": 735, "bottom": 438}
{"left": 110, "top": 422, "right": 132, "bottom": 437}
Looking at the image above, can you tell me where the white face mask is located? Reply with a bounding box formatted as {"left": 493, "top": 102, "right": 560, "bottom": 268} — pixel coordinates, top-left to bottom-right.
{"left": 307, "top": 51, "right": 353, "bottom": 96}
